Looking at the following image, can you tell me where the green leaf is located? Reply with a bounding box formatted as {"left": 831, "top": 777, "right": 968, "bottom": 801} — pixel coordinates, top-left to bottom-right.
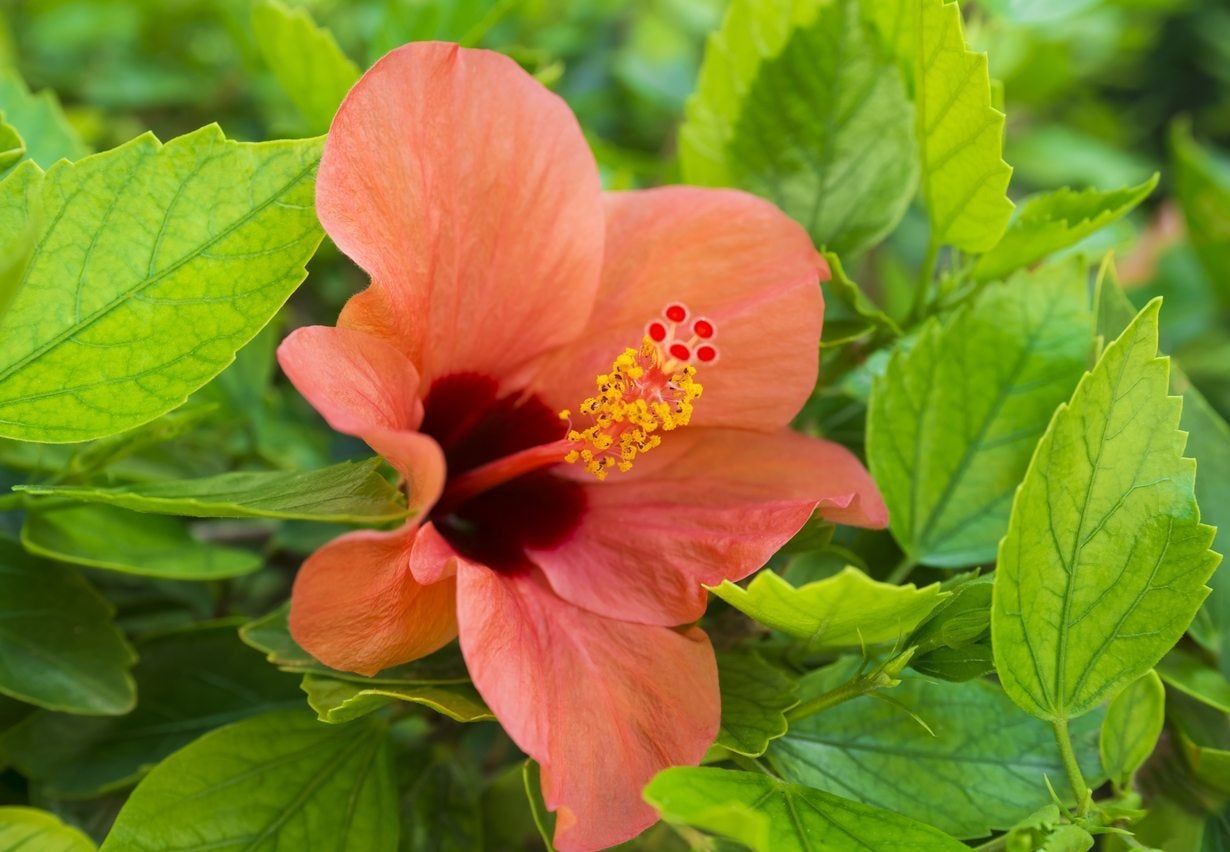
{"left": 868, "top": 259, "right": 1092, "bottom": 566}
{"left": 1156, "top": 646, "right": 1230, "bottom": 714}
{"left": 522, "top": 760, "right": 557, "bottom": 852}
{"left": 100, "top": 709, "right": 397, "bottom": 851}
{"left": 715, "top": 650, "right": 799, "bottom": 757}
{"left": 17, "top": 458, "right": 407, "bottom": 523}
{"left": 916, "top": 0, "right": 1013, "bottom": 252}
{"left": 0, "top": 125, "right": 323, "bottom": 443}
{"left": 0, "top": 807, "right": 96, "bottom": 851}
{"left": 823, "top": 252, "right": 901, "bottom": 345}
{"left": 0, "top": 621, "right": 302, "bottom": 798}
{"left": 23, "top": 504, "right": 262, "bottom": 580}
{"left": 1169, "top": 693, "right": 1230, "bottom": 797}
{"left": 0, "top": 161, "right": 42, "bottom": 320}
{"left": 0, "top": 114, "right": 24, "bottom": 176}
{"left": 909, "top": 642, "right": 995, "bottom": 681}
{"left": 992, "top": 300, "right": 1221, "bottom": 722}
{"left": 907, "top": 575, "right": 992, "bottom": 654}
{"left": 400, "top": 757, "right": 484, "bottom": 852}
{"left": 645, "top": 767, "right": 967, "bottom": 851}
{"left": 1095, "top": 259, "right": 1230, "bottom": 678}
{"left": 0, "top": 69, "right": 89, "bottom": 168}
{"left": 1172, "top": 122, "right": 1230, "bottom": 304}
{"left": 681, "top": 0, "right": 917, "bottom": 255}
{"left": 301, "top": 673, "right": 492, "bottom": 724}
{"left": 1099, "top": 669, "right": 1165, "bottom": 787}
{"left": 768, "top": 674, "right": 1104, "bottom": 838}
{"left": 0, "top": 538, "right": 135, "bottom": 715}
{"left": 252, "top": 0, "right": 361, "bottom": 135}
{"left": 711, "top": 566, "right": 947, "bottom": 650}
{"left": 973, "top": 175, "right": 1159, "bottom": 282}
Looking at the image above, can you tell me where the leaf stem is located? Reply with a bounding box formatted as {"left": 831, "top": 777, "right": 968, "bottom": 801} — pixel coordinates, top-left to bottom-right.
{"left": 730, "top": 754, "right": 777, "bottom": 777}
{"left": 885, "top": 554, "right": 916, "bottom": 585}
{"left": 786, "top": 675, "right": 873, "bottom": 722}
{"left": 1052, "top": 718, "right": 1091, "bottom": 816}
{"left": 908, "top": 238, "right": 941, "bottom": 325}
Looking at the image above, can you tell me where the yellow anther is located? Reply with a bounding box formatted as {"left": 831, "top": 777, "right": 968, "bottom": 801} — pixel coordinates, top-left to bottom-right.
{"left": 561, "top": 337, "right": 703, "bottom": 480}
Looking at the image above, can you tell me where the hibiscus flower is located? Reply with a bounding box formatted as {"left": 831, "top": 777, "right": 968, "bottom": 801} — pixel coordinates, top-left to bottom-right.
{"left": 278, "top": 42, "right": 888, "bottom": 851}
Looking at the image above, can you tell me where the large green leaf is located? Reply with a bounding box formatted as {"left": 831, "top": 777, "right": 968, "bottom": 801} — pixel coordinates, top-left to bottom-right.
{"left": 868, "top": 260, "right": 1092, "bottom": 567}
{"left": 17, "top": 458, "right": 406, "bottom": 523}
{"left": 1172, "top": 122, "right": 1230, "bottom": 304}
{"left": 0, "top": 622, "right": 302, "bottom": 798}
{"left": 715, "top": 650, "right": 799, "bottom": 757}
{"left": 680, "top": 0, "right": 917, "bottom": 255}
{"left": 0, "top": 807, "right": 96, "bottom": 851}
{"left": 1099, "top": 669, "right": 1165, "bottom": 788}
{"left": 992, "top": 300, "right": 1220, "bottom": 722}
{"left": 0, "top": 69, "right": 88, "bottom": 168}
{"left": 645, "top": 767, "right": 966, "bottom": 851}
{"left": 0, "top": 125, "right": 323, "bottom": 443}
{"left": 1095, "top": 260, "right": 1230, "bottom": 677}
{"left": 972, "top": 175, "right": 1159, "bottom": 282}
{"left": 252, "top": 0, "right": 360, "bottom": 134}
{"left": 100, "top": 710, "right": 397, "bottom": 851}
{"left": 768, "top": 674, "right": 1103, "bottom": 838}
{"left": 711, "top": 566, "right": 946, "bottom": 650}
{"left": 301, "top": 673, "right": 492, "bottom": 724}
{"left": 916, "top": 0, "right": 1013, "bottom": 252}
{"left": 0, "top": 538, "right": 135, "bottom": 715}
{"left": 23, "top": 504, "right": 263, "bottom": 579}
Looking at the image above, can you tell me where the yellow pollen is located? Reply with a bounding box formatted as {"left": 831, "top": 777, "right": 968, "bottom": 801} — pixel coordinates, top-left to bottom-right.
{"left": 561, "top": 338, "right": 703, "bottom": 480}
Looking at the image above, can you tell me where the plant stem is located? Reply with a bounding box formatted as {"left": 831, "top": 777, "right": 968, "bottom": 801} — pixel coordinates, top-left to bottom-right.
{"left": 908, "top": 239, "right": 941, "bottom": 325}
{"left": 730, "top": 754, "right": 777, "bottom": 777}
{"left": 786, "top": 675, "right": 872, "bottom": 722}
{"left": 885, "top": 554, "right": 916, "bottom": 585}
{"left": 1052, "top": 718, "right": 1091, "bottom": 816}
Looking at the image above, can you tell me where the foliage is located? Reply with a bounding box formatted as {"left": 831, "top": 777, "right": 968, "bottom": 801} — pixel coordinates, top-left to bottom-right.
{"left": 0, "top": 0, "right": 1227, "bottom": 848}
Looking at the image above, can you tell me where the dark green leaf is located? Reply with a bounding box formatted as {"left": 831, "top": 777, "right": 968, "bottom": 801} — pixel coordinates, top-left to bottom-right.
{"left": 0, "top": 621, "right": 302, "bottom": 798}
{"left": 23, "top": 504, "right": 262, "bottom": 580}
{"left": 0, "top": 538, "right": 134, "bottom": 715}
{"left": 1172, "top": 122, "right": 1230, "bottom": 305}
{"left": 100, "top": 710, "right": 397, "bottom": 851}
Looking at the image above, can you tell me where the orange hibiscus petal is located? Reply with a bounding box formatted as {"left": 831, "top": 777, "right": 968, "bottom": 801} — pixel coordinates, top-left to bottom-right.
{"left": 533, "top": 428, "right": 888, "bottom": 625}
{"left": 278, "top": 325, "right": 446, "bottom": 513}
{"left": 456, "top": 562, "right": 719, "bottom": 851}
{"left": 318, "top": 42, "right": 605, "bottom": 389}
{"left": 289, "top": 525, "right": 458, "bottom": 677}
{"left": 532, "top": 187, "right": 824, "bottom": 432}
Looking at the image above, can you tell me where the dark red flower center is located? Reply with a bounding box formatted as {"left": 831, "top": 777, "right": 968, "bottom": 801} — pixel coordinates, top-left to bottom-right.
{"left": 422, "top": 373, "right": 585, "bottom": 572}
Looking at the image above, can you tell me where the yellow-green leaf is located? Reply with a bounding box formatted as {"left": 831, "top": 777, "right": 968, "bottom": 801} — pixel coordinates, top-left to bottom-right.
{"left": 992, "top": 300, "right": 1220, "bottom": 722}
{"left": 1100, "top": 670, "right": 1165, "bottom": 787}
{"left": 712, "top": 566, "right": 947, "bottom": 650}
{"left": 916, "top": 0, "right": 1013, "bottom": 252}
{"left": 0, "top": 125, "right": 323, "bottom": 442}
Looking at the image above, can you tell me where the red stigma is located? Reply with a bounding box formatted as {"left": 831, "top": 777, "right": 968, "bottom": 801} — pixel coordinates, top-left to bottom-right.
{"left": 665, "top": 304, "right": 688, "bottom": 323}
{"left": 669, "top": 343, "right": 691, "bottom": 361}
{"left": 696, "top": 345, "right": 717, "bottom": 363}
{"left": 693, "top": 319, "right": 714, "bottom": 339}
{"left": 647, "top": 321, "right": 667, "bottom": 342}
